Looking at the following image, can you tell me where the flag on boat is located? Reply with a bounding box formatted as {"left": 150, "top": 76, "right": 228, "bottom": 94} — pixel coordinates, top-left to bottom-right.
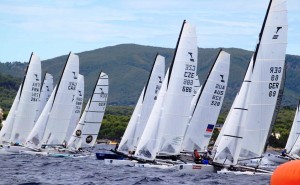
{"left": 206, "top": 124, "right": 214, "bottom": 132}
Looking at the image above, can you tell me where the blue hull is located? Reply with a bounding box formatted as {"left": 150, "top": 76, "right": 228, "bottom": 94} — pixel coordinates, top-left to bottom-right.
{"left": 96, "top": 152, "right": 124, "bottom": 160}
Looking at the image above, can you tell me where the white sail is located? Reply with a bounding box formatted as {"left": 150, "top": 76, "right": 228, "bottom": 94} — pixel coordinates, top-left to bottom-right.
{"left": 213, "top": 58, "right": 254, "bottom": 165}
{"left": 26, "top": 53, "right": 79, "bottom": 148}
{"left": 25, "top": 86, "right": 57, "bottom": 149}
{"left": 34, "top": 73, "right": 54, "bottom": 124}
{"left": 43, "top": 53, "right": 79, "bottom": 145}
{"left": 134, "top": 69, "right": 169, "bottom": 160}
{"left": 285, "top": 102, "right": 300, "bottom": 154}
{"left": 118, "top": 55, "right": 165, "bottom": 153}
{"left": 189, "top": 75, "right": 201, "bottom": 114}
{"left": 65, "top": 74, "right": 84, "bottom": 142}
{"left": 118, "top": 87, "right": 144, "bottom": 153}
{"left": 239, "top": 0, "right": 288, "bottom": 160}
{"left": 182, "top": 50, "right": 230, "bottom": 152}
{"left": 214, "top": 0, "right": 288, "bottom": 165}
{"left": 0, "top": 85, "right": 22, "bottom": 144}
{"left": 158, "top": 21, "right": 198, "bottom": 156}
{"left": 133, "top": 55, "right": 165, "bottom": 148}
{"left": 67, "top": 72, "right": 109, "bottom": 149}
{"left": 10, "top": 53, "right": 41, "bottom": 144}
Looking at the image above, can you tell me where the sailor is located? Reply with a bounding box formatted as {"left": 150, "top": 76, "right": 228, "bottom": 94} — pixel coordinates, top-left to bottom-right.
{"left": 193, "top": 149, "right": 201, "bottom": 164}
{"left": 281, "top": 149, "right": 287, "bottom": 157}
{"left": 114, "top": 143, "right": 119, "bottom": 151}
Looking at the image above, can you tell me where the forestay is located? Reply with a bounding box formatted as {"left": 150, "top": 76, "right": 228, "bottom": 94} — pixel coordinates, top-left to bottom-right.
{"left": 65, "top": 74, "right": 84, "bottom": 142}
{"left": 67, "top": 72, "right": 109, "bottom": 149}
{"left": 182, "top": 50, "right": 230, "bottom": 152}
{"left": 10, "top": 53, "right": 41, "bottom": 144}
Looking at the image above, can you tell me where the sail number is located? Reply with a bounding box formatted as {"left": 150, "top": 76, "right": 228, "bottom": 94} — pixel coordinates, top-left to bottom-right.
{"left": 210, "top": 84, "right": 225, "bottom": 106}
{"left": 31, "top": 82, "right": 41, "bottom": 101}
{"left": 185, "top": 64, "right": 196, "bottom": 71}
{"left": 268, "top": 67, "right": 282, "bottom": 97}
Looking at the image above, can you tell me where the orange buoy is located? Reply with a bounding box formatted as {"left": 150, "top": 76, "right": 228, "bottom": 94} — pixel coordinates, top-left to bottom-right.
{"left": 271, "top": 160, "right": 300, "bottom": 185}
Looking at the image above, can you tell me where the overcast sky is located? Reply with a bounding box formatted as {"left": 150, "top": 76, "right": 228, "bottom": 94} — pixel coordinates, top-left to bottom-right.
{"left": 1, "top": 0, "right": 299, "bottom": 62}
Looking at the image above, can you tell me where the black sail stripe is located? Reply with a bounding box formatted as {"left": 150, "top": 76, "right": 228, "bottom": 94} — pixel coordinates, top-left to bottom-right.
{"left": 223, "top": 134, "right": 243, "bottom": 139}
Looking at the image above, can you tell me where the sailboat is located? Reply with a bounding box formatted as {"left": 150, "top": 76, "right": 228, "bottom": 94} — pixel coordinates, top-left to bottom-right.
{"left": 267, "top": 100, "right": 300, "bottom": 164}
{"left": 0, "top": 53, "right": 41, "bottom": 154}
{"left": 105, "top": 20, "right": 201, "bottom": 169}
{"left": 134, "top": 20, "right": 198, "bottom": 162}
{"left": 213, "top": 0, "right": 288, "bottom": 174}
{"left": 181, "top": 50, "right": 230, "bottom": 154}
{"left": 67, "top": 72, "right": 109, "bottom": 151}
{"left": 25, "top": 52, "right": 79, "bottom": 151}
{"left": 117, "top": 54, "right": 165, "bottom": 154}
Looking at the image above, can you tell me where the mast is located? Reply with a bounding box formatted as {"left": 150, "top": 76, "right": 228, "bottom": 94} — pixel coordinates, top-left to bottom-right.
{"left": 51, "top": 52, "right": 71, "bottom": 109}
{"left": 167, "top": 20, "right": 186, "bottom": 88}
{"left": 252, "top": 0, "right": 273, "bottom": 68}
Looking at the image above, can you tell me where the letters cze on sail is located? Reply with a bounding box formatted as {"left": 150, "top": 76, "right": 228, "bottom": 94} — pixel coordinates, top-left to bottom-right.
{"left": 135, "top": 20, "right": 198, "bottom": 160}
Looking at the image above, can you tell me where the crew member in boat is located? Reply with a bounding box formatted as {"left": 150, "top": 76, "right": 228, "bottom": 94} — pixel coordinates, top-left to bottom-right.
{"left": 281, "top": 149, "right": 287, "bottom": 157}
{"left": 193, "top": 149, "right": 201, "bottom": 164}
{"left": 114, "top": 143, "right": 119, "bottom": 151}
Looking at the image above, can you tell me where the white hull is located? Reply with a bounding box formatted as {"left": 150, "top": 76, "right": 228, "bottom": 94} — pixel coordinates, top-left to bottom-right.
{"left": 19, "top": 150, "right": 49, "bottom": 156}
{"left": 105, "top": 159, "right": 215, "bottom": 173}
{"left": 2, "top": 145, "right": 32, "bottom": 154}
{"left": 266, "top": 153, "right": 290, "bottom": 164}
{"left": 217, "top": 168, "right": 272, "bottom": 176}
{"left": 104, "top": 159, "right": 137, "bottom": 167}
{"left": 175, "top": 164, "right": 215, "bottom": 173}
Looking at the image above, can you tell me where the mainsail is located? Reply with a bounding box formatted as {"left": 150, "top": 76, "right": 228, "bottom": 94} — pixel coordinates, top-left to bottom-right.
{"left": 25, "top": 52, "right": 79, "bottom": 149}
{"left": 10, "top": 53, "right": 42, "bottom": 144}
{"left": 118, "top": 54, "right": 165, "bottom": 153}
{"left": 213, "top": 0, "right": 288, "bottom": 165}
{"left": 135, "top": 20, "right": 198, "bottom": 160}
{"left": 181, "top": 50, "right": 230, "bottom": 152}
{"left": 67, "top": 72, "right": 109, "bottom": 149}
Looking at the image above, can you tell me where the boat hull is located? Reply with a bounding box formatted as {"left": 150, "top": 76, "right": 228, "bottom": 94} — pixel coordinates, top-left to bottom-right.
{"left": 174, "top": 164, "right": 216, "bottom": 173}
{"left": 104, "top": 159, "right": 137, "bottom": 166}
{"left": 96, "top": 152, "right": 124, "bottom": 160}
{"left": 266, "top": 153, "right": 290, "bottom": 164}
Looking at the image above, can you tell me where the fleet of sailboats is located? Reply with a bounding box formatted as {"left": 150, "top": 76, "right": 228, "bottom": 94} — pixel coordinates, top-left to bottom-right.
{"left": 0, "top": 0, "right": 296, "bottom": 176}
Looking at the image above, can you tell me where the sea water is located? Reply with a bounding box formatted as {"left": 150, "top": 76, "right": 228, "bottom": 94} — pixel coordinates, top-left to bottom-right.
{"left": 0, "top": 144, "right": 270, "bottom": 185}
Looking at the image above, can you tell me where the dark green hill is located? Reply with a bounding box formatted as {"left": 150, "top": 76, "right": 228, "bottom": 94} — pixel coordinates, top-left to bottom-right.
{"left": 0, "top": 73, "right": 22, "bottom": 111}
{"left": 0, "top": 44, "right": 299, "bottom": 110}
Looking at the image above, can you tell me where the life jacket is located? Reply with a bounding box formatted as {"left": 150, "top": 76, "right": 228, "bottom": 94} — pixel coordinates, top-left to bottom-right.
{"left": 194, "top": 151, "right": 200, "bottom": 159}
